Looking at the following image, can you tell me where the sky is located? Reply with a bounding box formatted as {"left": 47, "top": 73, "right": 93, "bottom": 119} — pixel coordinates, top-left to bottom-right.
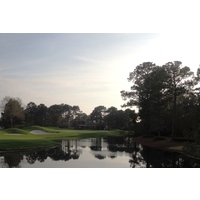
{"left": 0, "top": 33, "right": 200, "bottom": 114}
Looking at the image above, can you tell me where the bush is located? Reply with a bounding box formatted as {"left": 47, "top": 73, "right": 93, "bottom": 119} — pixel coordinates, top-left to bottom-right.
{"left": 182, "top": 142, "right": 200, "bottom": 159}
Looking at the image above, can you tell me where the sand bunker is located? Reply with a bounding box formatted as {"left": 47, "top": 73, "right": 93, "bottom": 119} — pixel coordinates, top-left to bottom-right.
{"left": 30, "top": 130, "right": 56, "bottom": 135}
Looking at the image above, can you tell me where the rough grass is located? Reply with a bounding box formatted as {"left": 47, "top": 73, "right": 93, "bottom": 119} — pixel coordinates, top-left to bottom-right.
{"left": 0, "top": 126, "right": 122, "bottom": 151}
{"left": 3, "top": 128, "right": 28, "bottom": 135}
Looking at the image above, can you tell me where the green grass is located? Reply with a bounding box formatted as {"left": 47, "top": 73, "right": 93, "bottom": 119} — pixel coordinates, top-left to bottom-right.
{"left": 3, "top": 128, "right": 28, "bottom": 135}
{"left": 0, "top": 126, "right": 123, "bottom": 151}
{"left": 23, "top": 126, "right": 61, "bottom": 133}
{"left": 0, "top": 140, "right": 58, "bottom": 151}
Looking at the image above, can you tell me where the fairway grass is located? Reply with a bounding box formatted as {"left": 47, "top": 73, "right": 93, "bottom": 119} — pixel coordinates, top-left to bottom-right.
{"left": 0, "top": 126, "right": 123, "bottom": 151}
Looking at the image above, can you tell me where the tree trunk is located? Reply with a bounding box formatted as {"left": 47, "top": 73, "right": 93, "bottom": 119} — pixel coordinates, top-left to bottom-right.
{"left": 172, "top": 77, "right": 177, "bottom": 140}
{"left": 10, "top": 118, "right": 13, "bottom": 128}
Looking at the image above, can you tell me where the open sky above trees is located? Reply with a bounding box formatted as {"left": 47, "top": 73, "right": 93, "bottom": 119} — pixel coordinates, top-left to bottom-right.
{"left": 0, "top": 33, "right": 200, "bottom": 114}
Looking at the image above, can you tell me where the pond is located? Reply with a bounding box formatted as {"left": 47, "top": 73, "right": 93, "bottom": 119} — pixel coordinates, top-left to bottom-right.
{"left": 0, "top": 136, "right": 200, "bottom": 168}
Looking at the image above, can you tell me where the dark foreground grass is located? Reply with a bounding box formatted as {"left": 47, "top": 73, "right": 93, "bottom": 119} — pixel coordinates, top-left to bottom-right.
{"left": 0, "top": 140, "right": 58, "bottom": 151}
{"left": 0, "top": 126, "right": 123, "bottom": 151}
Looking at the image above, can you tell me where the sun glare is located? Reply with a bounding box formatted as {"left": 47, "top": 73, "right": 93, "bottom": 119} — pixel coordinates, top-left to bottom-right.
{"left": 151, "top": 33, "right": 200, "bottom": 71}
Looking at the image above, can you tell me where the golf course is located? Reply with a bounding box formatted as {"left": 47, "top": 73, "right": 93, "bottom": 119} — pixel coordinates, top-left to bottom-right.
{"left": 0, "top": 126, "right": 123, "bottom": 151}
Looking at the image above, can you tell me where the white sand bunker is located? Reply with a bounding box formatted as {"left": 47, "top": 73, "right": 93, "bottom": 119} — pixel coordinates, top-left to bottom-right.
{"left": 30, "top": 130, "right": 56, "bottom": 134}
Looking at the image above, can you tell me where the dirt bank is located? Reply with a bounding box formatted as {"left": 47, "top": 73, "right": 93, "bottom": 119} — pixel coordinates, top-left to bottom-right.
{"left": 131, "top": 136, "right": 183, "bottom": 152}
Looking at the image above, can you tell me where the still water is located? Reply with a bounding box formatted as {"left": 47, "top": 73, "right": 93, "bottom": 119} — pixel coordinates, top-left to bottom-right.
{"left": 0, "top": 136, "right": 200, "bottom": 168}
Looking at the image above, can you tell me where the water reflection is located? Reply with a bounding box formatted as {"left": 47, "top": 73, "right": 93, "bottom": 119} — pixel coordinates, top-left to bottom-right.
{"left": 2, "top": 154, "right": 23, "bottom": 168}
{"left": 0, "top": 137, "right": 200, "bottom": 168}
{"left": 129, "top": 144, "right": 200, "bottom": 168}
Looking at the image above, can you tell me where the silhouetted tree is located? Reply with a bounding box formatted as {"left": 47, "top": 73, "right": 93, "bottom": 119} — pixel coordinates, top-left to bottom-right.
{"left": 24, "top": 102, "right": 37, "bottom": 126}
{"left": 121, "top": 61, "right": 196, "bottom": 139}
{"left": 90, "top": 106, "right": 106, "bottom": 129}
{"left": 163, "top": 61, "right": 194, "bottom": 139}
{"left": 1, "top": 98, "right": 24, "bottom": 128}
{"left": 35, "top": 104, "right": 48, "bottom": 126}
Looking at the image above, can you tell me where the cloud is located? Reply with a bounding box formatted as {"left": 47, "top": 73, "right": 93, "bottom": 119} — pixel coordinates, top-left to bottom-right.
{"left": 72, "top": 56, "right": 97, "bottom": 63}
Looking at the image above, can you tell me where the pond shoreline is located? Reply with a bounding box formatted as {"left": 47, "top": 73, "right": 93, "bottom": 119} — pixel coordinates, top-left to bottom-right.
{"left": 0, "top": 144, "right": 60, "bottom": 154}
{"left": 130, "top": 136, "right": 200, "bottom": 160}
{"left": 130, "top": 136, "right": 184, "bottom": 152}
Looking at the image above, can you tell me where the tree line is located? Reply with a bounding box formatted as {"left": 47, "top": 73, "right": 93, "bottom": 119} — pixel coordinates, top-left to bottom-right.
{"left": 0, "top": 97, "right": 137, "bottom": 130}
{"left": 1, "top": 60, "right": 199, "bottom": 141}
{"left": 121, "top": 61, "right": 200, "bottom": 140}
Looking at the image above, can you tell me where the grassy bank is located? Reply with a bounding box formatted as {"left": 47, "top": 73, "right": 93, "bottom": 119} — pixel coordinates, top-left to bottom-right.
{"left": 0, "top": 126, "right": 123, "bottom": 151}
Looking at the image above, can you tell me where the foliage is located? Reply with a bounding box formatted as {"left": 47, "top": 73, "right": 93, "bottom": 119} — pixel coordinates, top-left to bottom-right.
{"left": 104, "top": 107, "right": 137, "bottom": 130}
{"left": 121, "top": 60, "right": 200, "bottom": 140}
{"left": 89, "top": 106, "right": 106, "bottom": 129}
{"left": 1, "top": 98, "right": 25, "bottom": 128}
{"left": 182, "top": 142, "right": 200, "bottom": 159}
{"left": 1, "top": 97, "right": 136, "bottom": 132}
{"left": 24, "top": 102, "right": 37, "bottom": 126}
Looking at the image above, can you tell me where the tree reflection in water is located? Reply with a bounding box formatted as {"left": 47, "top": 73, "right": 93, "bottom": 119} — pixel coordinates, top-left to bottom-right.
{"left": 90, "top": 138, "right": 102, "bottom": 151}
{"left": 4, "top": 154, "right": 23, "bottom": 168}
{"left": 1, "top": 137, "right": 200, "bottom": 167}
{"left": 129, "top": 144, "right": 147, "bottom": 168}
{"left": 129, "top": 144, "right": 200, "bottom": 168}
{"left": 25, "top": 140, "right": 81, "bottom": 164}
{"left": 95, "top": 154, "right": 106, "bottom": 159}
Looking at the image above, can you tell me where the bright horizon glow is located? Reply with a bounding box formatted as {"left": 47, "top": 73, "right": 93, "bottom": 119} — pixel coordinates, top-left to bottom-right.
{"left": 0, "top": 33, "right": 199, "bottom": 114}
